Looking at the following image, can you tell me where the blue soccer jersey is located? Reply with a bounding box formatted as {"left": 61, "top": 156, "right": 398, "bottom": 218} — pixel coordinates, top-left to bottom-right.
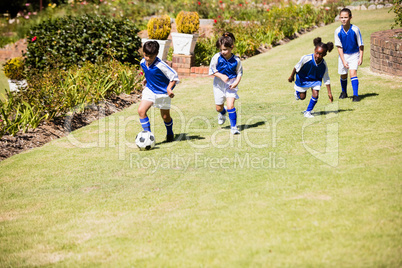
{"left": 294, "top": 54, "right": 330, "bottom": 88}
{"left": 140, "top": 57, "right": 179, "bottom": 94}
{"left": 209, "top": 52, "right": 243, "bottom": 79}
{"left": 334, "top": 24, "right": 364, "bottom": 54}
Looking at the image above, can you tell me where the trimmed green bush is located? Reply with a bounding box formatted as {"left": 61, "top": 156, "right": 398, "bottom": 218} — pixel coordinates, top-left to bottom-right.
{"left": 25, "top": 14, "right": 142, "bottom": 72}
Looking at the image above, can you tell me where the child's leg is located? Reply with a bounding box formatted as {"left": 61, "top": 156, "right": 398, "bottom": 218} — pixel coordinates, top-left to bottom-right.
{"left": 216, "top": 104, "right": 226, "bottom": 116}
{"left": 349, "top": 69, "right": 359, "bottom": 97}
{"left": 216, "top": 104, "right": 226, "bottom": 125}
{"left": 138, "top": 100, "right": 153, "bottom": 131}
{"left": 306, "top": 89, "right": 319, "bottom": 112}
{"left": 340, "top": 74, "right": 348, "bottom": 95}
{"left": 226, "top": 97, "right": 237, "bottom": 128}
{"left": 160, "top": 109, "right": 174, "bottom": 141}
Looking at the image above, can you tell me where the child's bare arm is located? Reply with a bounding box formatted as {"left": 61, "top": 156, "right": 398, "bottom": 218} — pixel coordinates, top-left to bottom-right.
{"left": 358, "top": 46, "right": 364, "bottom": 65}
{"left": 337, "top": 46, "right": 349, "bottom": 69}
{"left": 288, "top": 68, "right": 296, "bottom": 82}
{"left": 326, "top": 84, "right": 333, "bottom": 103}
{"left": 213, "top": 72, "right": 229, "bottom": 83}
{"left": 166, "top": 81, "right": 176, "bottom": 98}
{"left": 229, "top": 75, "right": 242, "bottom": 89}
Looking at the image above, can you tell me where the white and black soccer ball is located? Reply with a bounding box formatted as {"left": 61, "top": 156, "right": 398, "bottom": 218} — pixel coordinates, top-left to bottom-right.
{"left": 135, "top": 131, "right": 156, "bottom": 151}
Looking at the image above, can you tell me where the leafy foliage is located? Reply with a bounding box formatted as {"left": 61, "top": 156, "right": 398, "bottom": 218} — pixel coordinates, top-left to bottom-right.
{"left": 0, "top": 58, "right": 143, "bottom": 138}
{"left": 194, "top": 37, "right": 217, "bottom": 66}
{"left": 25, "top": 14, "right": 142, "bottom": 72}
{"left": 389, "top": 0, "right": 402, "bottom": 29}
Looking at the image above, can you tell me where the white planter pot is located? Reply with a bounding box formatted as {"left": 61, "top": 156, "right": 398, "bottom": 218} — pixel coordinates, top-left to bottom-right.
{"left": 171, "top": 33, "right": 199, "bottom": 55}
{"left": 141, "top": 38, "right": 172, "bottom": 61}
{"left": 8, "top": 79, "right": 27, "bottom": 92}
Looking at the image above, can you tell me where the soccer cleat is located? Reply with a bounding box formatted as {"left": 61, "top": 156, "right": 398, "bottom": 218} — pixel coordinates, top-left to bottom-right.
{"left": 339, "top": 92, "right": 348, "bottom": 99}
{"left": 166, "top": 134, "right": 174, "bottom": 142}
{"left": 218, "top": 112, "right": 226, "bottom": 125}
{"left": 231, "top": 126, "right": 240, "bottom": 135}
{"left": 352, "top": 95, "right": 360, "bottom": 102}
{"left": 303, "top": 111, "right": 314, "bottom": 118}
{"left": 294, "top": 91, "right": 300, "bottom": 100}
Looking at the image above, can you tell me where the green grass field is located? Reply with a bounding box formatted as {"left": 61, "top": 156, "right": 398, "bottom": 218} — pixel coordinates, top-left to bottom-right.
{"left": 1, "top": 9, "right": 401, "bottom": 267}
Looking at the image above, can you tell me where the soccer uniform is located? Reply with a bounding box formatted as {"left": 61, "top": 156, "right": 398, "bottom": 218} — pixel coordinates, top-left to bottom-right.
{"left": 334, "top": 24, "right": 364, "bottom": 98}
{"left": 209, "top": 52, "right": 243, "bottom": 105}
{"left": 294, "top": 53, "right": 330, "bottom": 92}
{"left": 139, "top": 56, "right": 179, "bottom": 135}
{"left": 293, "top": 53, "right": 330, "bottom": 115}
{"left": 140, "top": 57, "right": 179, "bottom": 109}
{"left": 334, "top": 24, "right": 363, "bottom": 74}
{"left": 209, "top": 52, "right": 243, "bottom": 133}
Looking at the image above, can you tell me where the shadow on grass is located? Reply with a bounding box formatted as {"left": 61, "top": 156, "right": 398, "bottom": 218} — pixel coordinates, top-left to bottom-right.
{"left": 223, "top": 121, "right": 266, "bottom": 131}
{"left": 357, "top": 92, "right": 379, "bottom": 100}
{"left": 314, "top": 109, "right": 354, "bottom": 116}
{"left": 156, "top": 133, "right": 205, "bottom": 145}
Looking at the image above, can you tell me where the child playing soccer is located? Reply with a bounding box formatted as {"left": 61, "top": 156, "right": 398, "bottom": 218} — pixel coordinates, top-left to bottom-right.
{"left": 209, "top": 32, "right": 243, "bottom": 134}
{"left": 334, "top": 8, "right": 364, "bottom": 102}
{"left": 138, "top": 41, "right": 179, "bottom": 142}
{"left": 288, "top": 37, "right": 334, "bottom": 118}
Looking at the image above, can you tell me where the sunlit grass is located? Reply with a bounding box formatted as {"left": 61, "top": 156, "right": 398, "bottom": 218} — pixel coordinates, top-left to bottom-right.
{"left": 0, "top": 9, "right": 401, "bottom": 267}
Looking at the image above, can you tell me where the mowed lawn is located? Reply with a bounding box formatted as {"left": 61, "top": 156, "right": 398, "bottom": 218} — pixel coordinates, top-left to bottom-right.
{"left": 0, "top": 9, "right": 401, "bottom": 267}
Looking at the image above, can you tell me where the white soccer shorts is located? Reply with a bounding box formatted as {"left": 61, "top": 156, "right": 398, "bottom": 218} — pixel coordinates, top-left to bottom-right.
{"left": 338, "top": 52, "right": 360, "bottom": 74}
{"left": 213, "top": 77, "right": 239, "bottom": 105}
{"left": 294, "top": 84, "right": 321, "bottom": 93}
{"left": 141, "top": 87, "right": 171, "bottom": 110}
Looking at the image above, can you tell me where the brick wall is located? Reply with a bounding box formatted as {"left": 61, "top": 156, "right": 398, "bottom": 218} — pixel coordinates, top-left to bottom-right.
{"left": 171, "top": 54, "right": 209, "bottom": 77}
{"left": 370, "top": 29, "right": 401, "bottom": 77}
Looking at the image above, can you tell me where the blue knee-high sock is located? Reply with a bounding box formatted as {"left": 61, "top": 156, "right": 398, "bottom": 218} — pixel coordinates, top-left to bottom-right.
{"left": 140, "top": 117, "right": 151, "bottom": 132}
{"left": 227, "top": 108, "right": 237, "bottom": 127}
{"left": 341, "top": 78, "right": 347, "bottom": 93}
{"left": 351, "top": 76, "right": 359, "bottom": 96}
{"left": 296, "top": 91, "right": 301, "bottom": 99}
{"left": 306, "top": 97, "right": 318, "bottom": 112}
{"left": 164, "top": 119, "right": 173, "bottom": 136}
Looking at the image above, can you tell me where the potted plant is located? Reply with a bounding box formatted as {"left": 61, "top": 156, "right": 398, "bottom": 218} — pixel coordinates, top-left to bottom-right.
{"left": 142, "top": 15, "right": 172, "bottom": 61}
{"left": 172, "top": 11, "right": 200, "bottom": 55}
{"left": 3, "top": 57, "right": 27, "bottom": 92}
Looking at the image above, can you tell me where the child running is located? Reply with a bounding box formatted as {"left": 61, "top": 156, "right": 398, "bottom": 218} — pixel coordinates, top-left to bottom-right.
{"left": 138, "top": 41, "right": 179, "bottom": 142}
{"left": 209, "top": 32, "right": 243, "bottom": 134}
{"left": 288, "top": 37, "right": 334, "bottom": 118}
{"left": 335, "top": 8, "right": 364, "bottom": 102}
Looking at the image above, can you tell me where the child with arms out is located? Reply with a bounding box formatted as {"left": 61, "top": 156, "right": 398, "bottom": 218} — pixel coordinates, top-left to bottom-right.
{"left": 335, "top": 8, "right": 364, "bottom": 102}
{"left": 138, "top": 41, "right": 179, "bottom": 142}
{"left": 209, "top": 32, "right": 243, "bottom": 135}
{"left": 288, "top": 37, "right": 334, "bottom": 118}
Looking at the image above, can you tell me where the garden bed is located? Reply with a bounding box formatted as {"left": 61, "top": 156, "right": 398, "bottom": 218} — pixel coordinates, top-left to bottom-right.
{"left": 0, "top": 92, "right": 140, "bottom": 161}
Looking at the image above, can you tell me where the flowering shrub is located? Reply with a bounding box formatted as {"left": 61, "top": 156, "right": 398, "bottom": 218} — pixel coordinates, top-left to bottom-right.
{"left": 176, "top": 11, "right": 200, "bottom": 34}
{"left": 147, "top": 15, "right": 171, "bottom": 40}
{"left": 25, "top": 14, "right": 142, "bottom": 72}
{"left": 3, "top": 57, "right": 25, "bottom": 80}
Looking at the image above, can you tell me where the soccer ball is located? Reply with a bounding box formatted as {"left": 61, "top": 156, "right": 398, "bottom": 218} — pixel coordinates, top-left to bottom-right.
{"left": 135, "top": 131, "right": 156, "bottom": 151}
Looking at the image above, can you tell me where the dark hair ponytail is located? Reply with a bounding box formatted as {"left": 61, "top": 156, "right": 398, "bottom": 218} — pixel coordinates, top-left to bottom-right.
{"left": 313, "top": 37, "right": 334, "bottom": 53}
{"left": 216, "top": 32, "right": 236, "bottom": 49}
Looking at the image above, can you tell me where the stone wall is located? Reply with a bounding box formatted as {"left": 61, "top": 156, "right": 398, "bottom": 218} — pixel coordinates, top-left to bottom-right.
{"left": 370, "top": 29, "right": 401, "bottom": 77}
{"left": 0, "top": 39, "right": 27, "bottom": 62}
